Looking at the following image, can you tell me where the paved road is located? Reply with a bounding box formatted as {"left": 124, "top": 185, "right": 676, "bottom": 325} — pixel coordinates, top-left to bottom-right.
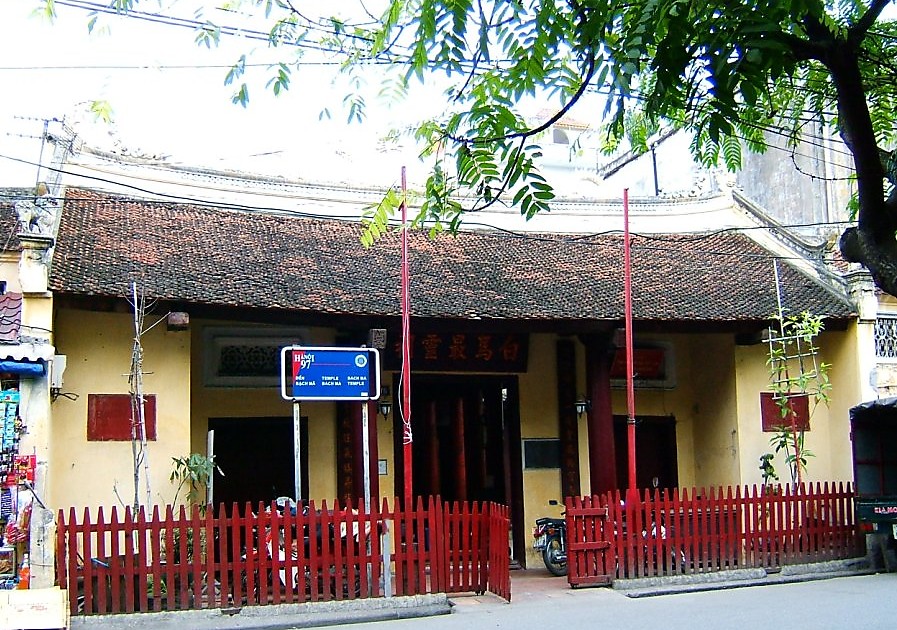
{"left": 354, "top": 572, "right": 897, "bottom": 630}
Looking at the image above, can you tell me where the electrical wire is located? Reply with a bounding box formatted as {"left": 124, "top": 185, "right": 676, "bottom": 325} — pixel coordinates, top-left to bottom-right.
{"left": 3, "top": 2, "right": 880, "bottom": 167}
{"left": 0, "top": 146, "right": 856, "bottom": 243}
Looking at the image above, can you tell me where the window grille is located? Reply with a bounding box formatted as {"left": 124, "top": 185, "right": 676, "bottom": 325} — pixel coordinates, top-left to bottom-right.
{"left": 202, "top": 326, "right": 308, "bottom": 387}
{"left": 874, "top": 316, "right": 897, "bottom": 359}
{"left": 219, "top": 344, "right": 280, "bottom": 378}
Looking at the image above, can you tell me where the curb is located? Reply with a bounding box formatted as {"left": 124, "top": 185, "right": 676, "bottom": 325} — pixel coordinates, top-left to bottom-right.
{"left": 69, "top": 594, "right": 452, "bottom": 630}
{"left": 612, "top": 558, "right": 874, "bottom": 598}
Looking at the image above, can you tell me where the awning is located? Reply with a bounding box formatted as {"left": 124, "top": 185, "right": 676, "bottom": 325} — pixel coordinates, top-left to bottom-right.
{"left": 0, "top": 343, "right": 55, "bottom": 363}
{"left": 849, "top": 397, "right": 897, "bottom": 422}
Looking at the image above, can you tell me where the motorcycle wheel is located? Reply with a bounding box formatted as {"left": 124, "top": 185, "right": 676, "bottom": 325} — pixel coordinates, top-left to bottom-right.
{"left": 542, "top": 536, "right": 568, "bottom": 577}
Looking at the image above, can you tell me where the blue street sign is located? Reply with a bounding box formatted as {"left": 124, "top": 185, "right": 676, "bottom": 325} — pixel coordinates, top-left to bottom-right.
{"left": 280, "top": 346, "right": 381, "bottom": 401}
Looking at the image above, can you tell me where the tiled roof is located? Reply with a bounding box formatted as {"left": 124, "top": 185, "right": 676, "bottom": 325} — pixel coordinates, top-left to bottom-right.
{"left": 48, "top": 188, "right": 854, "bottom": 324}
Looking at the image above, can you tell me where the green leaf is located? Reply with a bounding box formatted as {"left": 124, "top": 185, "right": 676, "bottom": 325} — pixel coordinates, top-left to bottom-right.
{"left": 231, "top": 84, "right": 249, "bottom": 107}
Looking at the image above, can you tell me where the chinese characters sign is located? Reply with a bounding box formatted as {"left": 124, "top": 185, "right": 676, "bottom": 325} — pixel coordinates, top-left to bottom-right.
{"left": 386, "top": 332, "right": 528, "bottom": 373}
{"left": 610, "top": 348, "right": 666, "bottom": 380}
{"left": 280, "top": 346, "right": 380, "bottom": 401}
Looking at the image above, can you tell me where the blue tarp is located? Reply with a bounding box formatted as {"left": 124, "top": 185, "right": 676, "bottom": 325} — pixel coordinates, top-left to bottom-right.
{"left": 0, "top": 360, "right": 45, "bottom": 377}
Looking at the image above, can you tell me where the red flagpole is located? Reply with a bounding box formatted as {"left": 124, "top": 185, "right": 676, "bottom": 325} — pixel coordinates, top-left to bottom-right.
{"left": 400, "top": 167, "right": 413, "bottom": 507}
{"left": 624, "top": 188, "right": 637, "bottom": 493}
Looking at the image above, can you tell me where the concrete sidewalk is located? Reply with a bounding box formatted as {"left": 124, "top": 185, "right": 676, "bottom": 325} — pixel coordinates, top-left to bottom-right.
{"left": 611, "top": 557, "right": 875, "bottom": 597}
{"left": 67, "top": 558, "right": 875, "bottom": 629}
{"left": 69, "top": 594, "right": 452, "bottom": 630}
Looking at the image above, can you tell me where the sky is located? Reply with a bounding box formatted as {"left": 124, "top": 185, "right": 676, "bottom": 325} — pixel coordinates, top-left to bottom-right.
{"left": 0, "top": 0, "right": 689, "bottom": 203}
{"left": 0, "top": 0, "right": 460, "bottom": 189}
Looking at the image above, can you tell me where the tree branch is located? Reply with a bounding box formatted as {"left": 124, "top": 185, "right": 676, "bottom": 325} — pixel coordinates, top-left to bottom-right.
{"left": 449, "top": 53, "right": 598, "bottom": 147}
{"left": 849, "top": 0, "right": 891, "bottom": 45}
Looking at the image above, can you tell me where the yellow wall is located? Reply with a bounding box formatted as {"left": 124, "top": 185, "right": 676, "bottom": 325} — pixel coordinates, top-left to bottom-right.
{"left": 189, "top": 322, "right": 340, "bottom": 502}
{"left": 46, "top": 311, "right": 860, "bottom": 538}
{"left": 49, "top": 308, "right": 191, "bottom": 510}
{"left": 1, "top": 255, "right": 22, "bottom": 292}
{"left": 734, "top": 327, "right": 858, "bottom": 487}
{"left": 816, "top": 327, "right": 860, "bottom": 482}
{"left": 686, "top": 334, "right": 739, "bottom": 487}
{"left": 519, "top": 335, "right": 562, "bottom": 523}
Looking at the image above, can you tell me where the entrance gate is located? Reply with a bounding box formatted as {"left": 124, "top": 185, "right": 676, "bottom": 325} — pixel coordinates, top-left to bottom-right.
{"left": 565, "top": 496, "right": 613, "bottom": 587}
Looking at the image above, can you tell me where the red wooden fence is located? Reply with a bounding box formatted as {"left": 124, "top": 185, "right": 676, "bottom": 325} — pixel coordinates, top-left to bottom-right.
{"left": 56, "top": 496, "right": 510, "bottom": 615}
{"left": 567, "top": 483, "right": 864, "bottom": 584}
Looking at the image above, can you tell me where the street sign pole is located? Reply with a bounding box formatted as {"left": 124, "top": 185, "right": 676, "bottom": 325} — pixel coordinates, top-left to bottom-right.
{"left": 361, "top": 401, "right": 371, "bottom": 513}
{"left": 293, "top": 400, "right": 302, "bottom": 504}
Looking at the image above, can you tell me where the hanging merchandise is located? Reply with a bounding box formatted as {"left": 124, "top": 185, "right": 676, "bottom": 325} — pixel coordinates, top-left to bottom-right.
{"left": 0, "top": 487, "right": 11, "bottom": 522}
{"left": 3, "top": 500, "right": 31, "bottom": 545}
{"left": 0, "top": 388, "right": 22, "bottom": 484}
{"left": 15, "top": 553, "right": 29, "bottom": 589}
{"left": 6, "top": 455, "right": 35, "bottom": 487}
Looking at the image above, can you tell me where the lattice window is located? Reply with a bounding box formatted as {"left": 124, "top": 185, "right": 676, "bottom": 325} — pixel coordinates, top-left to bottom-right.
{"left": 218, "top": 344, "right": 280, "bottom": 377}
{"left": 874, "top": 316, "right": 897, "bottom": 359}
{"left": 202, "top": 327, "right": 308, "bottom": 387}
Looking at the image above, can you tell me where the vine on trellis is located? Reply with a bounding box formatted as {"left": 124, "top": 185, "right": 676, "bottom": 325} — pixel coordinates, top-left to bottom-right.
{"left": 762, "top": 262, "right": 832, "bottom": 487}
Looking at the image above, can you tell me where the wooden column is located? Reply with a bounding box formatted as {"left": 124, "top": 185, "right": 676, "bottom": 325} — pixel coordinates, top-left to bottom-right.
{"left": 583, "top": 333, "right": 618, "bottom": 495}
{"left": 428, "top": 400, "right": 440, "bottom": 496}
{"left": 556, "top": 339, "right": 581, "bottom": 498}
{"left": 454, "top": 397, "right": 468, "bottom": 502}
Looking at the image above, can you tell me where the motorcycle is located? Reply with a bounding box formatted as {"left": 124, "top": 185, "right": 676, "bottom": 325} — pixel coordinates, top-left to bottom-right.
{"left": 532, "top": 502, "right": 685, "bottom": 580}
{"left": 532, "top": 515, "right": 568, "bottom": 576}
{"left": 244, "top": 497, "right": 381, "bottom": 599}
{"left": 617, "top": 500, "right": 687, "bottom": 577}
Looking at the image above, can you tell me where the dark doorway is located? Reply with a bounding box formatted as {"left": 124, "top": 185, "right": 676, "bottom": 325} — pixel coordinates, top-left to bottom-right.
{"left": 614, "top": 415, "right": 679, "bottom": 491}
{"left": 393, "top": 375, "right": 525, "bottom": 562}
{"left": 208, "top": 416, "right": 308, "bottom": 507}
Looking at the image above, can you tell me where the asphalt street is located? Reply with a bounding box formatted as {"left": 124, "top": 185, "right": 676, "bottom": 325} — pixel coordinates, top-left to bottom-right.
{"left": 358, "top": 571, "right": 897, "bottom": 630}
{"left": 67, "top": 565, "right": 895, "bottom": 630}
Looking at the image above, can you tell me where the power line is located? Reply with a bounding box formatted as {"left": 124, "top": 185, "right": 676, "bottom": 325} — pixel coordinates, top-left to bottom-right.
{"left": 5, "top": 0, "right": 877, "bottom": 166}
{"left": 0, "top": 147, "right": 855, "bottom": 273}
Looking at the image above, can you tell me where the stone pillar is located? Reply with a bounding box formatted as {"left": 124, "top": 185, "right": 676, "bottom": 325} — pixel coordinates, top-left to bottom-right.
{"left": 18, "top": 234, "right": 53, "bottom": 295}
{"left": 16, "top": 233, "right": 56, "bottom": 587}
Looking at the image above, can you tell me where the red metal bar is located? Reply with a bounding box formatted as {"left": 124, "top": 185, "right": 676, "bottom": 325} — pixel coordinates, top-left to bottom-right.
{"left": 149, "top": 507, "right": 162, "bottom": 612}
{"left": 162, "top": 506, "right": 175, "bottom": 611}
{"left": 320, "top": 501, "right": 334, "bottom": 601}
{"left": 120, "top": 509, "right": 133, "bottom": 613}
{"left": 94, "top": 506, "right": 107, "bottom": 613}
{"left": 672, "top": 488, "right": 685, "bottom": 574}
{"left": 416, "top": 496, "right": 427, "bottom": 592}
{"left": 228, "top": 504, "right": 242, "bottom": 606}
{"left": 622, "top": 188, "right": 637, "bottom": 492}
{"left": 451, "top": 500, "right": 461, "bottom": 590}
{"left": 401, "top": 166, "right": 413, "bottom": 508}
{"left": 137, "top": 509, "right": 149, "bottom": 612}
{"left": 213, "top": 504, "right": 227, "bottom": 608}
{"left": 176, "top": 505, "right": 189, "bottom": 610}
{"left": 462, "top": 502, "right": 473, "bottom": 591}
{"left": 432, "top": 496, "right": 446, "bottom": 593}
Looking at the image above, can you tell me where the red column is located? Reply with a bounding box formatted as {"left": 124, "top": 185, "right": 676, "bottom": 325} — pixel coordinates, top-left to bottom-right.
{"left": 454, "top": 397, "right": 467, "bottom": 502}
{"left": 428, "top": 400, "right": 440, "bottom": 495}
